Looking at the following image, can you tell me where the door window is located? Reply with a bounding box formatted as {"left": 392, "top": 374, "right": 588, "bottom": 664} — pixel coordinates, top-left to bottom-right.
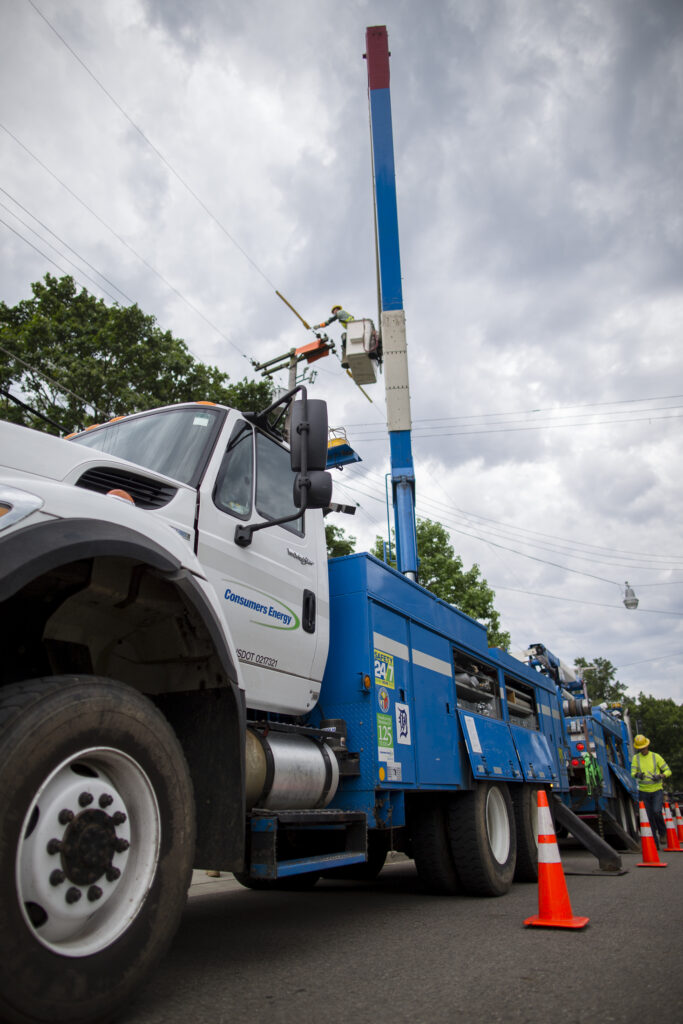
{"left": 214, "top": 425, "right": 254, "bottom": 519}
{"left": 255, "top": 432, "right": 303, "bottom": 535}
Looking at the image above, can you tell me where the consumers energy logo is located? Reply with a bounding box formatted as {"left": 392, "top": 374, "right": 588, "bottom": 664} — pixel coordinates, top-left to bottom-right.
{"left": 223, "top": 582, "right": 300, "bottom": 631}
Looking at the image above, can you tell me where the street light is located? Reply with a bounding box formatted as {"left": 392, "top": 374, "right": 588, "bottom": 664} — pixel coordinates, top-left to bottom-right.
{"left": 623, "top": 581, "right": 639, "bottom": 610}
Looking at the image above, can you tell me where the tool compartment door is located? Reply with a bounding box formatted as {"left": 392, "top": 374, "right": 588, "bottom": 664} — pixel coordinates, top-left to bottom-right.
{"left": 457, "top": 712, "right": 522, "bottom": 782}
{"left": 510, "top": 725, "right": 557, "bottom": 784}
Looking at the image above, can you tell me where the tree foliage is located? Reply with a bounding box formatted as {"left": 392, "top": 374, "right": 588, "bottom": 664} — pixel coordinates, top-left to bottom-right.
{"left": 373, "top": 517, "right": 510, "bottom": 650}
{"left": 0, "top": 274, "right": 271, "bottom": 434}
{"left": 325, "top": 524, "right": 356, "bottom": 558}
{"left": 574, "top": 657, "right": 628, "bottom": 704}
{"left": 575, "top": 655, "right": 683, "bottom": 790}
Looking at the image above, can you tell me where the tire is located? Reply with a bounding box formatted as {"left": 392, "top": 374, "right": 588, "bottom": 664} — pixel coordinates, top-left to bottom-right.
{"left": 233, "top": 871, "right": 320, "bottom": 891}
{"left": 0, "top": 676, "right": 195, "bottom": 1024}
{"left": 447, "top": 783, "right": 516, "bottom": 896}
{"left": 407, "top": 794, "right": 461, "bottom": 895}
{"left": 512, "top": 784, "right": 542, "bottom": 883}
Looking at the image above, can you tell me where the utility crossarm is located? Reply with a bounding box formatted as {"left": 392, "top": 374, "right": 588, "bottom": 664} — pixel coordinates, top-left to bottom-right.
{"left": 365, "top": 25, "right": 418, "bottom": 580}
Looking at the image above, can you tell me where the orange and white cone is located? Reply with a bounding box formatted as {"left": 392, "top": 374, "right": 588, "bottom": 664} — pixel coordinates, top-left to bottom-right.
{"left": 662, "top": 803, "right": 682, "bottom": 852}
{"left": 675, "top": 802, "right": 683, "bottom": 843}
{"left": 637, "top": 801, "right": 667, "bottom": 867}
{"left": 524, "top": 790, "right": 589, "bottom": 929}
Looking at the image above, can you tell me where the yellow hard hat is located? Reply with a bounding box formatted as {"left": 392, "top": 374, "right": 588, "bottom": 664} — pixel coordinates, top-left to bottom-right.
{"left": 634, "top": 734, "right": 650, "bottom": 749}
{"left": 331, "top": 304, "right": 342, "bottom": 313}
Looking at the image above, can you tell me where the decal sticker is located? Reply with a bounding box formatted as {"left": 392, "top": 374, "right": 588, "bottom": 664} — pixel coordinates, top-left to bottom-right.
{"left": 376, "top": 713, "right": 394, "bottom": 761}
{"left": 374, "top": 649, "right": 395, "bottom": 688}
{"left": 236, "top": 649, "right": 278, "bottom": 669}
{"left": 395, "top": 702, "right": 411, "bottom": 745}
{"left": 377, "top": 687, "right": 390, "bottom": 714}
{"left": 223, "top": 581, "right": 300, "bottom": 631}
{"left": 464, "top": 715, "right": 483, "bottom": 754}
{"left": 387, "top": 762, "right": 402, "bottom": 782}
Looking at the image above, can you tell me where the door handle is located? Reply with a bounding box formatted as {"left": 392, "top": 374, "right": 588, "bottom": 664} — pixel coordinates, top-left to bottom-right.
{"left": 302, "top": 589, "right": 316, "bottom": 634}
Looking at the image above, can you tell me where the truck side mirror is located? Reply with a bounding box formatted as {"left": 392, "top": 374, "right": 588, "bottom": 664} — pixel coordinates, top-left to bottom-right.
{"left": 290, "top": 399, "right": 328, "bottom": 472}
{"left": 293, "top": 470, "right": 332, "bottom": 510}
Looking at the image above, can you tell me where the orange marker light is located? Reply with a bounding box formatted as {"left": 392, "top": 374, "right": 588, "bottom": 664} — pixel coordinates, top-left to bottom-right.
{"left": 107, "top": 489, "right": 135, "bottom": 504}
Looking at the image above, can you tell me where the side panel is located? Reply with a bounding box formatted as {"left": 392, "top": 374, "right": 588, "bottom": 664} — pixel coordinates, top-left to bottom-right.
{"left": 409, "top": 623, "right": 465, "bottom": 787}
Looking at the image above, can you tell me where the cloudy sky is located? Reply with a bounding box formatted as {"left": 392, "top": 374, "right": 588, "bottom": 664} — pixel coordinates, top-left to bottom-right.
{"left": 2, "top": 0, "right": 682, "bottom": 702}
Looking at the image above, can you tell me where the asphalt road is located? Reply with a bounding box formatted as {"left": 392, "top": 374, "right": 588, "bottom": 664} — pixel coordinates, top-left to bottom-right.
{"left": 122, "top": 845, "right": 683, "bottom": 1024}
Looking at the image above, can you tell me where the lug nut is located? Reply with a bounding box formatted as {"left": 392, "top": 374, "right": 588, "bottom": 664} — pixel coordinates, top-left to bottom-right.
{"left": 58, "top": 809, "right": 75, "bottom": 825}
{"left": 99, "top": 793, "right": 114, "bottom": 808}
{"left": 87, "top": 885, "right": 103, "bottom": 902}
{"left": 112, "top": 811, "right": 127, "bottom": 826}
{"left": 46, "top": 838, "right": 62, "bottom": 855}
{"left": 114, "top": 838, "right": 130, "bottom": 853}
{"left": 49, "top": 869, "right": 66, "bottom": 886}
{"left": 65, "top": 887, "right": 82, "bottom": 904}
{"left": 106, "top": 867, "right": 121, "bottom": 882}
{"left": 78, "top": 792, "right": 94, "bottom": 807}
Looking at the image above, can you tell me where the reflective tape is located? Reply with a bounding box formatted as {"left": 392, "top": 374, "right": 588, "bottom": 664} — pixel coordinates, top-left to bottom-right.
{"left": 537, "top": 803, "right": 554, "bottom": 836}
{"left": 537, "top": 843, "right": 562, "bottom": 864}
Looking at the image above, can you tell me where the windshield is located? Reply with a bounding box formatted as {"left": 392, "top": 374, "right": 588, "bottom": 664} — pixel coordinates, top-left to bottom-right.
{"left": 70, "top": 406, "right": 226, "bottom": 487}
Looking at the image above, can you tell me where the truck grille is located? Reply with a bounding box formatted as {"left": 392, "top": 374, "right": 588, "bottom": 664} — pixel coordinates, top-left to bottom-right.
{"left": 76, "top": 467, "right": 178, "bottom": 509}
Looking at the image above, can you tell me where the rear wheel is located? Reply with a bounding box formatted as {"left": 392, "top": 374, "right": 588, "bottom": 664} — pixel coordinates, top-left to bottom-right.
{"left": 407, "top": 794, "right": 461, "bottom": 895}
{"left": 0, "top": 676, "right": 195, "bottom": 1024}
{"left": 512, "top": 784, "right": 542, "bottom": 882}
{"left": 448, "top": 783, "right": 516, "bottom": 896}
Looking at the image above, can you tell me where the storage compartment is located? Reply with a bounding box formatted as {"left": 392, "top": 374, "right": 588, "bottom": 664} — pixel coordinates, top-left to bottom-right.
{"left": 454, "top": 653, "right": 500, "bottom": 718}
{"left": 504, "top": 675, "right": 538, "bottom": 730}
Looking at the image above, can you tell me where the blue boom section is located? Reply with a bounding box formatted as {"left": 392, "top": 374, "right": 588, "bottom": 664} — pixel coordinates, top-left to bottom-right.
{"left": 366, "top": 26, "right": 419, "bottom": 578}
{"left": 390, "top": 430, "right": 417, "bottom": 577}
{"left": 369, "top": 87, "right": 403, "bottom": 311}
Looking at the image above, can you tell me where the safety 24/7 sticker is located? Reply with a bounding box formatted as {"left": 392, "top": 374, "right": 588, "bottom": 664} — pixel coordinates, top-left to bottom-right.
{"left": 374, "top": 649, "right": 395, "bottom": 689}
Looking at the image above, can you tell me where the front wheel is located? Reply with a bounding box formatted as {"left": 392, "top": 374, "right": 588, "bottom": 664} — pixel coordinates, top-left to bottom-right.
{"left": 447, "top": 783, "right": 516, "bottom": 896}
{"left": 0, "top": 676, "right": 195, "bottom": 1024}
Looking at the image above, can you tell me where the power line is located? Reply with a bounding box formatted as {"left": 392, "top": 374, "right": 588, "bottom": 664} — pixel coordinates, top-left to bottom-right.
{"left": 0, "top": 341, "right": 100, "bottom": 418}
{"left": 0, "top": 201, "right": 124, "bottom": 305}
{"left": 346, "top": 410, "right": 683, "bottom": 441}
{"left": 26, "top": 0, "right": 279, "bottom": 295}
{"left": 0, "top": 185, "right": 134, "bottom": 304}
{"left": 0, "top": 121, "right": 248, "bottom": 364}
{"left": 355, "top": 464, "right": 683, "bottom": 568}
{"left": 345, "top": 393, "right": 683, "bottom": 429}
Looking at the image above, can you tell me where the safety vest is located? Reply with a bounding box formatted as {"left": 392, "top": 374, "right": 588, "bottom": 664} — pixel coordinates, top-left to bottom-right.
{"left": 630, "top": 750, "right": 671, "bottom": 792}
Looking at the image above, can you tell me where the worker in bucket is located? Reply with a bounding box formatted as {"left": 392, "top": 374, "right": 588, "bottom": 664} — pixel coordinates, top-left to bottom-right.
{"left": 631, "top": 734, "right": 672, "bottom": 846}
{"left": 314, "top": 305, "right": 354, "bottom": 331}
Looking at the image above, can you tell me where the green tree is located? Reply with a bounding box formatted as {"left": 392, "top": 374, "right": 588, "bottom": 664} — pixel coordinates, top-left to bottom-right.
{"left": 0, "top": 274, "right": 271, "bottom": 434}
{"left": 373, "top": 517, "right": 510, "bottom": 650}
{"left": 574, "top": 657, "right": 628, "bottom": 704}
{"left": 325, "top": 523, "right": 356, "bottom": 558}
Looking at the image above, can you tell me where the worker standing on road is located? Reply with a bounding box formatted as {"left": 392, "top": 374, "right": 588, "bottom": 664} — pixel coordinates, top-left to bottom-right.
{"left": 314, "top": 305, "right": 354, "bottom": 331}
{"left": 631, "top": 734, "right": 672, "bottom": 846}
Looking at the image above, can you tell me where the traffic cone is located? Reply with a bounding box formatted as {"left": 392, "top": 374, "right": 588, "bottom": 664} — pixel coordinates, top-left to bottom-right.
{"left": 524, "top": 790, "right": 589, "bottom": 929}
{"left": 662, "top": 803, "right": 682, "bottom": 852}
{"left": 674, "top": 802, "right": 683, "bottom": 843}
{"left": 637, "top": 801, "right": 667, "bottom": 867}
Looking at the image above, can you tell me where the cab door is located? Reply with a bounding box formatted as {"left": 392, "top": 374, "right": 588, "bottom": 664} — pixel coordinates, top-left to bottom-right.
{"left": 197, "top": 420, "right": 325, "bottom": 716}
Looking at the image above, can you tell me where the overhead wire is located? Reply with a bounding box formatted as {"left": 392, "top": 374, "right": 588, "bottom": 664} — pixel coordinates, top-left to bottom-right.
{"left": 0, "top": 185, "right": 134, "bottom": 304}
{"left": 25, "top": 0, "right": 279, "bottom": 295}
{"left": 0, "top": 200, "right": 126, "bottom": 304}
{"left": 344, "top": 393, "right": 683, "bottom": 429}
{"left": 354, "top": 461, "right": 683, "bottom": 566}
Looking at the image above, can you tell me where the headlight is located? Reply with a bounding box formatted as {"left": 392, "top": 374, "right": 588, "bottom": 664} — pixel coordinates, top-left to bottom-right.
{"left": 0, "top": 487, "right": 44, "bottom": 531}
